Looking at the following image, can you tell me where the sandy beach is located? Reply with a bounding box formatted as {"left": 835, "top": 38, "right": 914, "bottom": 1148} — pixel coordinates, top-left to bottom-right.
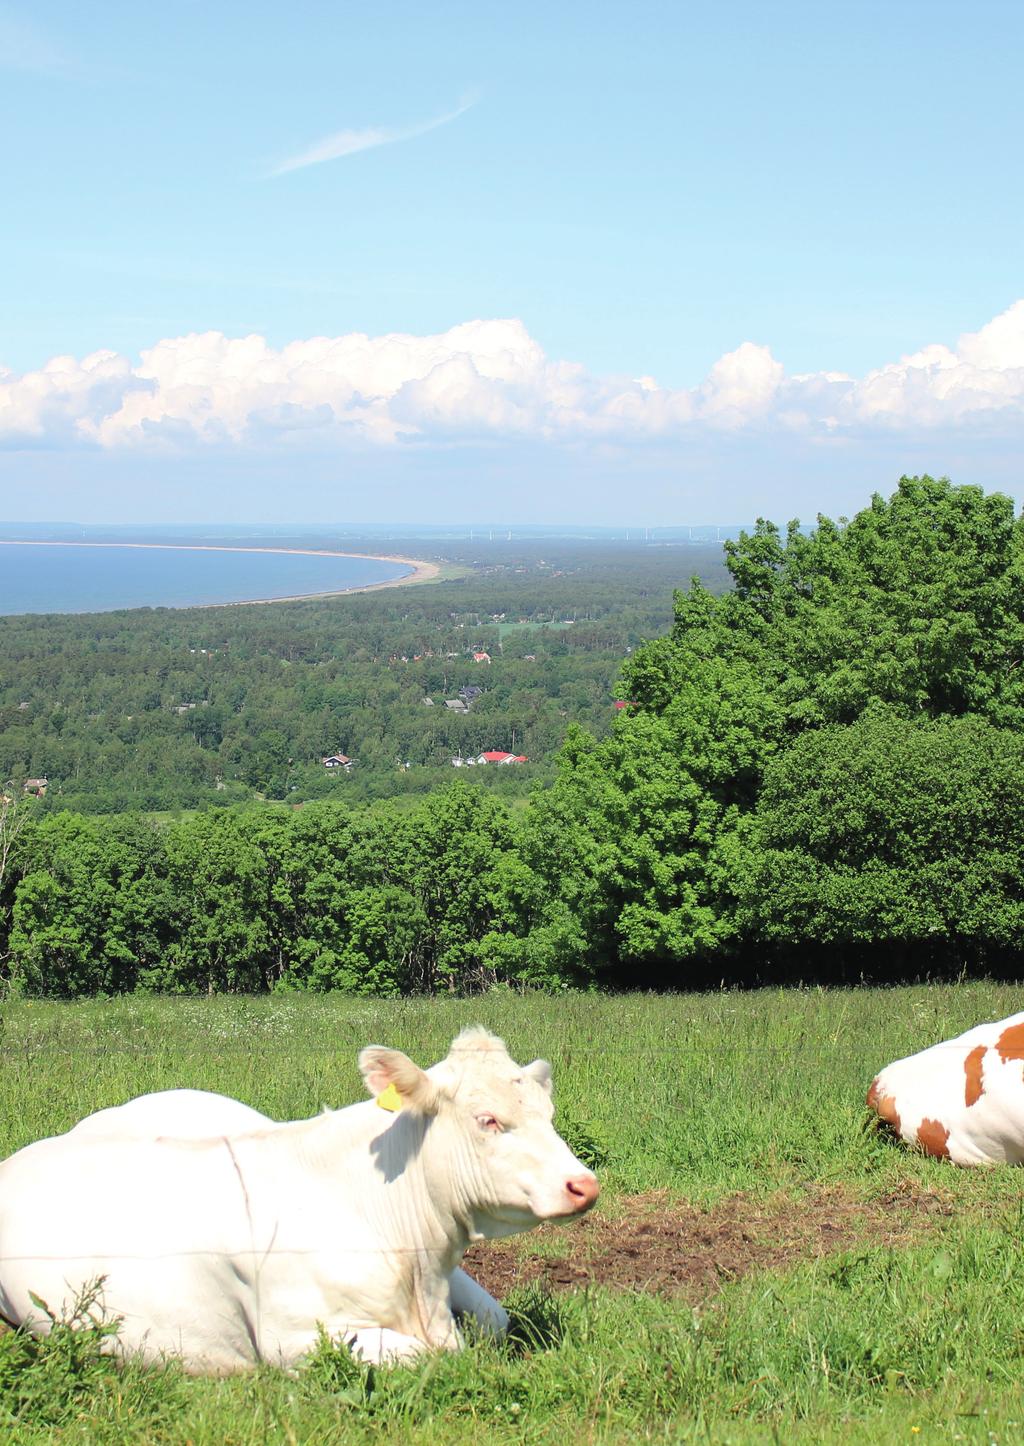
{"left": 229, "top": 553, "right": 441, "bottom": 605}
{"left": 0, "top": 540, "right": 441, "bottom": 607}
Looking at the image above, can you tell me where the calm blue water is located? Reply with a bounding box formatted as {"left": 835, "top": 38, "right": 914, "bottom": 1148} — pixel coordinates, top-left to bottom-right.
{"left": 0, "top": 544, "right": 411, "bottom": 615}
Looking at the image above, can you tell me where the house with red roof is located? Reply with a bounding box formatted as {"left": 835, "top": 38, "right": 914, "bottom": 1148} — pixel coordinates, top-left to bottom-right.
{"left": 475, "top": 751, "right": 527, "bottom": 765}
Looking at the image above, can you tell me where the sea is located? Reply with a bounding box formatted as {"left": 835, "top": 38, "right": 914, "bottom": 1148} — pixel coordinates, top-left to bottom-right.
{"left": 0, "top": 543, "right": 411, "bottom": 616}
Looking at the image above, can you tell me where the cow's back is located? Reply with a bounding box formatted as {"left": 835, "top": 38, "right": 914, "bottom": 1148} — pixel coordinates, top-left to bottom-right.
{"left": 0, "top": 1129, "right": 258, "bottom": 1369}
{"left": 0, "top": 1099, "right": 435, "bottom": 1370}
{"left": 867, "top": 1011, "right": 1024, "bottom": 1165}
{"left": 68, "top": 1089, "right": 270, "bottom": 1140}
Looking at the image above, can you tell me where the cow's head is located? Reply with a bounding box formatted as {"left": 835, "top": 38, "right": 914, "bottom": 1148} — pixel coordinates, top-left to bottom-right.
{"left": 359, "top": 1027, "right": 599, "bottom": 1240}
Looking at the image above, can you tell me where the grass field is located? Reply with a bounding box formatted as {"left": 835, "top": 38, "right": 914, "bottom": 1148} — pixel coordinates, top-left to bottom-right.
{"left": 493, "top": 620, "right": 574, "bottom": 639}
{"left": 2, "top": 984, "right": 1024, "bottom": 1442}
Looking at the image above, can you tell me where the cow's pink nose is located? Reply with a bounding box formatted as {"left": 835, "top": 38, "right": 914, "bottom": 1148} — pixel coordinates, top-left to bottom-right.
{"left": 566, "top": 1174, "right": 600, "bottom": 1211}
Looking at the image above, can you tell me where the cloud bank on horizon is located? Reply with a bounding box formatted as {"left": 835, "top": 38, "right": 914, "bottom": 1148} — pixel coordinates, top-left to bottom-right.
{"left": 3, "top": 301, "right": 1024, "bottom": 456}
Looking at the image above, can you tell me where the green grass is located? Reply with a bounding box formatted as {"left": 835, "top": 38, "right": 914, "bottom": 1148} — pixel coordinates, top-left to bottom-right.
{"left": 3, "top": 983, "right": 1024, "bottom": 1441}
{"left": 493, "top": 619, "right": 574, "bottom": 638}
{"left": 420, "top": 561, "right": 474, "bottom": 584}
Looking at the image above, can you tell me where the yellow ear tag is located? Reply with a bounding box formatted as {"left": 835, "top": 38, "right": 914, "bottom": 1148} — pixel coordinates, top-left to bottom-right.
{"left": 376, "top": 1083, "right": 402, "bottom": 1113}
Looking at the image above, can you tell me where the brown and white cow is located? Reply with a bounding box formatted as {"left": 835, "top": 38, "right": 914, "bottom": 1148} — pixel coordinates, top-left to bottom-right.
{"left": 867, "top": 1010, "right": 1024, "bottom": 1164}
{"left": 0, "top": 1027, "right": 599, "bottom": 1370}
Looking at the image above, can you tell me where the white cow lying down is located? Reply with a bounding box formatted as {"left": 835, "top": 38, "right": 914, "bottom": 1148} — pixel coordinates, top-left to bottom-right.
{"left": 0, "top": 1027, "right": 599, "bottom": 1371}
{"left": 66, "top": 1088, "right": 510, "bottom": 1344}
{"left": 867, "top": 1009, "right": 1024, "bottom": 1165}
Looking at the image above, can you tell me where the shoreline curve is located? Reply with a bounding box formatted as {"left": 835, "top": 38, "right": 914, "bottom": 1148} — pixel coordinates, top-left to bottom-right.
{"left": 0, "top": 539, "right": 441, "bottom": 609}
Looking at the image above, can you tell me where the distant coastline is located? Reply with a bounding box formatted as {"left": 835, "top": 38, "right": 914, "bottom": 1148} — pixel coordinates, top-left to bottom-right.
{"left": 223, "top": 551, "right": 440, "bottom": 605}
{"left": 0, "top": 540, "right": 440, "bottom": 609}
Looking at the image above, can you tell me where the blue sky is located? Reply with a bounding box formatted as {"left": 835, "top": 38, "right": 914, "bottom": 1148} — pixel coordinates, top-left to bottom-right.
{"left": 2, "top": 0, "right": 1023, "bottom": 525}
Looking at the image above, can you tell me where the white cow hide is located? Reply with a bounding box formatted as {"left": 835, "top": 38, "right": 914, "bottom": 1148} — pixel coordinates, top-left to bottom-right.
{"left": 67, "top": 1086, "right": 509, "bottom": 1338}
{"left": 0, "top": 1028, "right": 598, "bottom": 1371}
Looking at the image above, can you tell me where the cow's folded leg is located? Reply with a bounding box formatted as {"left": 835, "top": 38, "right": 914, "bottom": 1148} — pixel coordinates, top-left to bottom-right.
{"left": 345, "top": 1327, "right": 429, "bottom": 1364}
{"left": 449, "top": 1266, "right": 509, "bottom": 1338}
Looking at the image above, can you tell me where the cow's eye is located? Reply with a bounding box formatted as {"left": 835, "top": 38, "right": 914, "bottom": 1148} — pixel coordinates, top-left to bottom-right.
{"left": 476, "top": 1114, "right": 501, "bottom": 1132}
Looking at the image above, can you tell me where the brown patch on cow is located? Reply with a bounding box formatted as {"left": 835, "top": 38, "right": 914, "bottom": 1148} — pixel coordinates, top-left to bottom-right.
{"left": 916, "top": 1117, "right": 951, "bottom": 1159}
{"left": 964, "top": 1045, "right": 986, "bottom": 1107}
{"left": 866, "top": 1076, "right": 902, "bottom": 1136}
{"left": 463, "top": 1184, "right": 953, "bottom": 1305}
{"left": 996, "top": 1021, "right": 1024, "bottom": 1064}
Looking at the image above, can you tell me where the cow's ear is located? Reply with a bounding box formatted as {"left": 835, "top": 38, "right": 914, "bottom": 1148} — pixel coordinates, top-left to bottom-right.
{"left": 524, "top": 1059, "right": 553, "bottom": 1095}
{"left": 358, "top": 1047, "right": 440, "bottom": 1116}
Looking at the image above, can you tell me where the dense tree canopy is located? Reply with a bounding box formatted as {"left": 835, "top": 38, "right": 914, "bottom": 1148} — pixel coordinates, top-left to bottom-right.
{"left": 3, "top": 786, "right": 527, "bottom": 997}
{"left": 3, "top": 481, "right": 1023, "bottom": 995}
{"left": 739, "top": 707, "right": 1024, "bottom": 974}
{"left": 0, "top": 541, "right": 727, "bottom": 812}
{"left": 513, "top": 478, "right": 1024, "bottom": 985}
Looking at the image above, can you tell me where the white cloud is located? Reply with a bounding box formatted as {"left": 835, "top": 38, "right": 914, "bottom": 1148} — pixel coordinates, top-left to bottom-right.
{"left": 4, "top": 302, "right": 1024, "bottom": 454}
{"left": 269, "top": 94, "right": 478, "bottom": 176}
{"left": 959, "top": 302, "right": 1024, "bottom": 369}
{"left": 0, "top": 349, "right": 140, "bottom": 446}
{"left": 837, "top": 304, "right": 1024, "bottom": 428}
{"left": 699, "top": 342, "right": 785, "bottom": 423}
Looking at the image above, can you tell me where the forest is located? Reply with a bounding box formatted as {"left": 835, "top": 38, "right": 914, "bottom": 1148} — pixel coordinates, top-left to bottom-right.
{"left": 0, "top": 540, "right": 729, "bottom": 811}
{"left": 2, "top": 476, "right": 1023, "bottom": 996}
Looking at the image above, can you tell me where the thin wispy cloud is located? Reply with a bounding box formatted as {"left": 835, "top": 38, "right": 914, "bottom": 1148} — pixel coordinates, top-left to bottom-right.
{"left": 269, "top": 92, "right": 479, "bottom": 176}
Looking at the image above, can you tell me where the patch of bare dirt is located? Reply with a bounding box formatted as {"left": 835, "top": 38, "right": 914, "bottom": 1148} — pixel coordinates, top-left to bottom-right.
{"left": 464, "top": 1182, "right": 955, "bottom": 1304}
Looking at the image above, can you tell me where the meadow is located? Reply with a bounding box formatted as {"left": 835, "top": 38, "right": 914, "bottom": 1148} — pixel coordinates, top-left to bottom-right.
{"left": 2, "top": 984, "right": 1024, "bottom": 1442}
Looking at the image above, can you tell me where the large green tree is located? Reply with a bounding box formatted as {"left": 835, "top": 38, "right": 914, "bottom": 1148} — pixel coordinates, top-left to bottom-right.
{"left": 737, "top": 707, "right": 1024, "bottom": 977}
{"left": 515, "top": 477, "right": 1024, "bottom": 983}
{"left": 7, "top": 813, "right": 170, "bottom": 995}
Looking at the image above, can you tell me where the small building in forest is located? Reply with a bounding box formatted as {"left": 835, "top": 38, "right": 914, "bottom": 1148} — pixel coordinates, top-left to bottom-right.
{"left": 321, "top": 754, "right": 354, "bottom": 770}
